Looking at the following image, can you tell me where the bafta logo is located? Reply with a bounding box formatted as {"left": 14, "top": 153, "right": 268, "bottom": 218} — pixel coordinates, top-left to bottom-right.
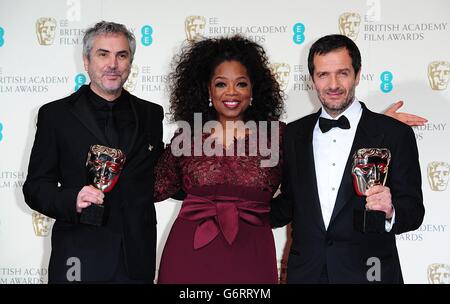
{"left": 351, "top": 148, "right": 391, "bottom": 233}
{"left": 185, "top": 15, "right": 206, "bottom": 42}
{"left": 339, "top": 12, "right": 361, "bottom": 41}
{"left": 270, "top": 63, "right": 291, "bottom": 91}
{"left": 124, "top": 64, "right": 139, "bottom": 92}
{"left": 36, "top": 17, "right": 57, "bottom": 45}
{"left": 427, "top": 161, "right": 450, "bottom": 191}
{"left": 80, "top": 145, "right": 126, "bottom": 226}
{"left": 428, "top": 61, "right": 450, "bottom": 90}
{"left": 428, "top": 263, "right": 450, "bottom": 284}
{"left": 32, "top": 211, "right": 52, "bottom": 237}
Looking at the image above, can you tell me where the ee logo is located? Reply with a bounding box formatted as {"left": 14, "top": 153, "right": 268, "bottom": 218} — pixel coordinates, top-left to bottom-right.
{"left": 293, "top": 23, "right": 305, "bottom": 45}
{"left": 0, "top": 122, "right": 4, "bottom": 142}
{"left": 0, "top": 26, "right": 4, "bottom": 47}
{"left": 74, "top": 73, "right": 86, "bottom": 91}
{"left": 141, "top": 25, "right": 153, "bottom": 46}
{"left": 380, "top": 71, "right": 393, "bottom": 93}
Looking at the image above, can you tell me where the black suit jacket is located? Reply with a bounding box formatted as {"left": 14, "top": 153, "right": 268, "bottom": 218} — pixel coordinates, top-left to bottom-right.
{"left": 271, "top": 102, "right": 424, "bottom": 283}
{"left": 23, "top": 85, "right": 164, "bottom": 282}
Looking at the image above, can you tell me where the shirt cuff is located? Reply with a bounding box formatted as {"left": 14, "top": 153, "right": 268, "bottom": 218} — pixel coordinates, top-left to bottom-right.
{"left": 385, "top": 207, "right": 396, "bottom": 232}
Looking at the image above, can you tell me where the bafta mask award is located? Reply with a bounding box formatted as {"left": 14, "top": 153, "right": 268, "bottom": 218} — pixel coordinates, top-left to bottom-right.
{"left": 80, "top": 145, "right": 126, "bottom": 226}
{"left": 351, "top": 148, "right": 391, "bottom": 233}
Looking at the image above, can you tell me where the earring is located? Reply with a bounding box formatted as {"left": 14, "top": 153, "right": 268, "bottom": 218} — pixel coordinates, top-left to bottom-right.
{"left": 208, "top": 98, "right": 212, "bottom": 107}
{"left": 249, "top": 97, "right": 253, "bottom": 106}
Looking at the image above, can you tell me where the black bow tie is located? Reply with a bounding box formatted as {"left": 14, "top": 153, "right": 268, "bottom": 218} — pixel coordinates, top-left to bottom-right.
{"left": 319, "top": 115, "right": 351, "bottom": 133}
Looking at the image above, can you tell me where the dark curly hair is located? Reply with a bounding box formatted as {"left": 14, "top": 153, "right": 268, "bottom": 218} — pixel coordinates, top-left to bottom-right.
{"left": 167, "top": 35, "right": 285, "bottom": 127}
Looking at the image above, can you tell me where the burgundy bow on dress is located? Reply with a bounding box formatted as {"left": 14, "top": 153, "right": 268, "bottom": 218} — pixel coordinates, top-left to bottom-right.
{"left": 178, "top": 194, "right": 270, "bottom": 250}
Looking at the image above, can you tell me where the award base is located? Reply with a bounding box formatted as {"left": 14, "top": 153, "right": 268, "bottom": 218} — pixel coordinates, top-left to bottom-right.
{"left": 353, "top": 209, "right": 385, "bottom": 233}
{"left": 80, "top": 204, "right": 104, "bottom": 226}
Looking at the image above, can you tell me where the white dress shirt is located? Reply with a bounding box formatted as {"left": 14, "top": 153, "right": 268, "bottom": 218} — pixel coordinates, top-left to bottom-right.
{"left": 312, "top": 99, "right": 395, "bottom": 231}
{"left": 313, "top": 99, "right": 362, "bottom": 230}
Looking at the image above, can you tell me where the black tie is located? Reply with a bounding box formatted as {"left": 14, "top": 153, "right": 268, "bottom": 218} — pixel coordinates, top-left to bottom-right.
{"left": 319, "top": 115, "right": 350, "bottom": 133}
{"left": 105, "top": 103, "right": 119, "bottom": 148}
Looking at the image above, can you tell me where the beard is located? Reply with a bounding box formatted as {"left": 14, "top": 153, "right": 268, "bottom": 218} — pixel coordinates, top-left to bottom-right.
{"left": 319, "top": 86, "right": 356, "bottom": 116}
{"left": 99, "top": 74, "right": 126, "bottom": 95}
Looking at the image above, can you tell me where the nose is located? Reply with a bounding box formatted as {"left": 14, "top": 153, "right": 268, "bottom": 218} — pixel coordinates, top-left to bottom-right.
{"left": 329, "top": 74, "right": 339, "bottom": 89}
{"left": 373, "top": 167, "right": 380, "bottom": 181}
{"left": 99, "top": 163, "right": 108, "bottom": 177}
{"left": 349, "top": 23, "right": 356, "bottom": 32}
{"left": 367, "top": 165, "right": 381, "bottom": 185}
{"left": 226, "top": 85, "right": 238, "bottom": 96}
{"left": 108, "top": 55, "right": 118, "bottom": 69}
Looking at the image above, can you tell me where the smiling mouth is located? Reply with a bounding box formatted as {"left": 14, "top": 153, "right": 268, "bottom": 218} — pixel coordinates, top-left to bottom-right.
{"left": 326, "top": 91, "right": 344, "bottom": 98}
{"left": 104, "top": 74, "right": 120, "bottom": 79}
{"left": 223, "top": 100, "right": 240, "bottom": 109}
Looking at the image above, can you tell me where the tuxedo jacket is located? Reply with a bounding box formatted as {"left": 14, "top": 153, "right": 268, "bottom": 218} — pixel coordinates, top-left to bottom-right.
{"left": 23, "top": 85, "right": 164, "bottom": 282}
{"left": 271, "top": 102, "right": 424, "bottom": 283}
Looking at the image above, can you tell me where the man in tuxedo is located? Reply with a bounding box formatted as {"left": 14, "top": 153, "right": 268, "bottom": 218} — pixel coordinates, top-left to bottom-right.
{"left": 23, "top": 21, "right": 164, "bottom": 283}
{"left": 271, "top": 34, "right": 424, "bottom": 283}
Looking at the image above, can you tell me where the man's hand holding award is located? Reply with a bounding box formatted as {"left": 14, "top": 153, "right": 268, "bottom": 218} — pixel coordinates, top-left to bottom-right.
{"left": 352, "top": 148, "right": 392, "bottom": 233}
{"left": 79, "top": 145, "right": 126, "bottom": 226}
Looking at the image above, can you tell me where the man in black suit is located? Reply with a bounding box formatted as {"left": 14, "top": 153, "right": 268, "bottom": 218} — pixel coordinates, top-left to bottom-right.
{"left": 271, "top": 34, "right": 424, "bottom": 283}
{"left": 23, "top": 21, "right": 164, "bottom": 283}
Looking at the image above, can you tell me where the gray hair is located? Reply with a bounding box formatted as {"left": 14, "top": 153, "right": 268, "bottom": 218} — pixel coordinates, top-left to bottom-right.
{"left": 83, "top": 21, "right": 136, "bottom": 62}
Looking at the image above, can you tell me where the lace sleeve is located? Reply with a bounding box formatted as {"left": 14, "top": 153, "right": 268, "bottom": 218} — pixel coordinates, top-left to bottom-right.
{"left": 154, "top": 139, "right": 182, "bottom": 202}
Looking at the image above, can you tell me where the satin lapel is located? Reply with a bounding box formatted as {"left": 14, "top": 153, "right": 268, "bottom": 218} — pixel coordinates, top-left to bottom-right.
{"left": 69, "top": 88, "right": 108, "bottom": 145}
{"left": 295, "top": 111, "right": 326, "bottom": 233}
{"left": 329, "top": 103, "right": 385, "bottom": 225}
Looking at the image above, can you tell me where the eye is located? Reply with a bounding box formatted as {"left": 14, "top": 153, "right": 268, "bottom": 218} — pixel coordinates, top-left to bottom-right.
{"left": 215, "top": 82, "right": 226, "bottom": 88}
{"left": 107, "top": 162, "right": 120, "bottom": 173}
{"left": 109, "top": 167, "right": 119, "bottom": 173}
{"left": 237, "top": 82, "right": 248, "bottom": 88}
{"left": 356, "top": 164, "right": 374, "bottom": 174}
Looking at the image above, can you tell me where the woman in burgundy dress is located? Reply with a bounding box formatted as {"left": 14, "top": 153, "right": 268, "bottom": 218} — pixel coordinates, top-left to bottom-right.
{"left": 154, "top": 36, "right": 285, "bottom": 284}
{"left": 153, "top": 36, "right": 426, "bottom": 284}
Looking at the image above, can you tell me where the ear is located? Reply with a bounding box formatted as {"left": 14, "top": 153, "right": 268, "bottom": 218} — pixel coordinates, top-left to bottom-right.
{"left": 83, "top": 56, "right": 89, "bottom": 71}
{"left": 311, "top": 76, "right": 317, "bottom": 89}
{"left": 355, "top": 69, "right": 361, "bottom": 86}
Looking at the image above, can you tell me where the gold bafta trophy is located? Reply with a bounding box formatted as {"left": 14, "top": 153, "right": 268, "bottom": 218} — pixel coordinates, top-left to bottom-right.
{"left": 80, "top": 145, "right": 126, "bottom": 226}
{"left": 351, "top": 148, "right": 391, "bottom": 233}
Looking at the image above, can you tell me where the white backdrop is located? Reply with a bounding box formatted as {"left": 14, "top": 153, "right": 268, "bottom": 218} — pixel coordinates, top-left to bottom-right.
{"left": 0, "top": 0, "right": 449, "bottom": 284}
